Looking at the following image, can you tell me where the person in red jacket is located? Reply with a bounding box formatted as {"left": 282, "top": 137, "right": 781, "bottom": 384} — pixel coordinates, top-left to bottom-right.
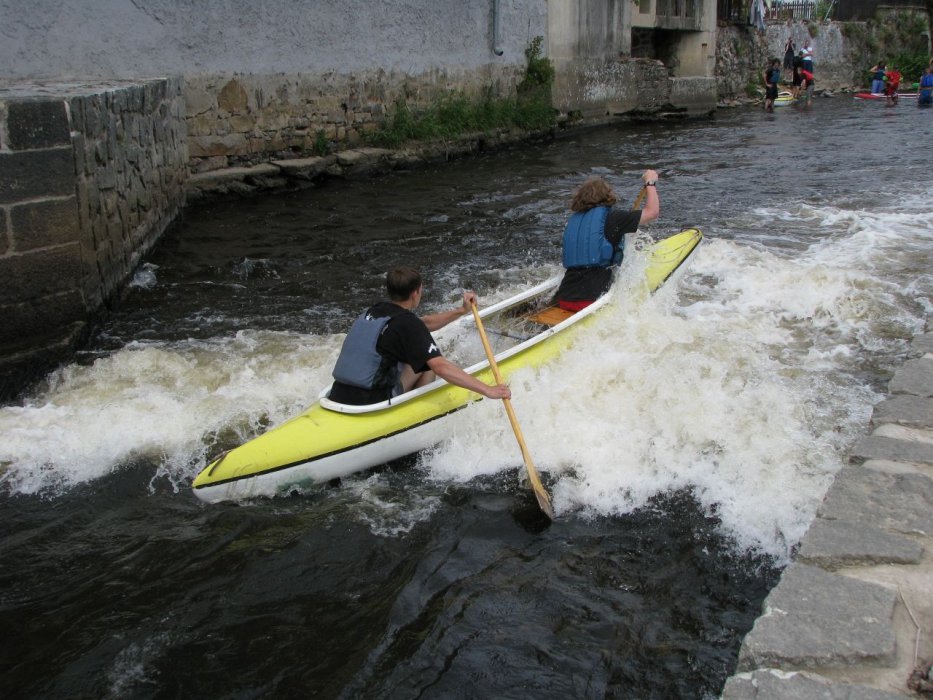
{"left": 884, "top": 66, "right": 902, "bottom": 106}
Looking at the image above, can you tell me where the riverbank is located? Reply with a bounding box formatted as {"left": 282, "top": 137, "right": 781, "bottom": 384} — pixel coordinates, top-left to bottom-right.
{"left": 722, "top": 325, "right": 933, "bottom": 698}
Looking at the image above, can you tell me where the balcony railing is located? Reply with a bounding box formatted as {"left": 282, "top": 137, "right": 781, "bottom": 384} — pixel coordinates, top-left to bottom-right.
{"left": 655, "top": 0, "right": 702, "bottom": 28}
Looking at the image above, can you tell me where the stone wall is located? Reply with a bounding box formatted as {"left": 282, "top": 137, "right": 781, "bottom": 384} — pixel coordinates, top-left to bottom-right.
{"left": 0, "top": 79, "right": 187, "bottom": 400}
{"left": 185, "top": 67, "right": 525, "bottom": 173}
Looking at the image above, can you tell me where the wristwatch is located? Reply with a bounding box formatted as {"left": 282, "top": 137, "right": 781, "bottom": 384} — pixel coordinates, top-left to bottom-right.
{"left": 645, "top": 180, "right": 657, "bottom": 187}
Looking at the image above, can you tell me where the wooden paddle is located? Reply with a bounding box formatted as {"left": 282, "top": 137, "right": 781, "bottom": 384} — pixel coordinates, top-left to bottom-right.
{"left": 633, "top": 185, "right": 647, "bottom": 211}
{"left": 470, "top": 302, "right": 554, "bottom": 520}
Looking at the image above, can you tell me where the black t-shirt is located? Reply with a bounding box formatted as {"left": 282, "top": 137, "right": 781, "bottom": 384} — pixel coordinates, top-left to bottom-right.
{"left": 329, "top": 301, "right": 443, "bottom": 405}
{"left": 554, "top": 209, "right": 643, "bottom": 303}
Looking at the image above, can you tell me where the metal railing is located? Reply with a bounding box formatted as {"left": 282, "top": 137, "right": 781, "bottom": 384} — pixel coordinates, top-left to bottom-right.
{"left": 657, "top": 0, "right": 701, "bottom": 19}
{"left": 766, "top": 0, "right": 817, "bottom": 20}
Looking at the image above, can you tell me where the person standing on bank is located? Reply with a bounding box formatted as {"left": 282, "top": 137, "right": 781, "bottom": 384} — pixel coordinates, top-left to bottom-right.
{"left": 800, "top": 40, "right": 814, "bottom": 74}
{"left": 553, "top": 170, "right": 660, "bottom": 311}
{"left": 329, "top": 266, "right": 512, "bottom": 406}
{"left": 782, "top": 37, "right": 796, "bottom": 80}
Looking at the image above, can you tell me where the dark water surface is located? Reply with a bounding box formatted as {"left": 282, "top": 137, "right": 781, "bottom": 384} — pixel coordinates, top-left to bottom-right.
{"left": 3, "top": 98, "right": 933, "bottom": 698}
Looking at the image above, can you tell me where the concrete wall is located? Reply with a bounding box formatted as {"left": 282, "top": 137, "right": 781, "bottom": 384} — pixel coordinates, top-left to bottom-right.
{"left": 0, "top": 80, "right": 187, "bottom": 399}
{"left": 547, "top": 0, "right": 718, "bottom": 117}
{"left": 0, "top": 0, "right": 545, "bottom": 79}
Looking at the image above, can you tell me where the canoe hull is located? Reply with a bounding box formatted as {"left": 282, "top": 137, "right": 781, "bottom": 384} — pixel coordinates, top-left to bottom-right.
{"left": 192, "top": 228, "right": 703, "bottom": 503}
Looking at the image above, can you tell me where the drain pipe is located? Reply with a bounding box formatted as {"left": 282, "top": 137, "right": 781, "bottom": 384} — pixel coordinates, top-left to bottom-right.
{"left": 493, "top": 0, "right": 504, "bottom": 56}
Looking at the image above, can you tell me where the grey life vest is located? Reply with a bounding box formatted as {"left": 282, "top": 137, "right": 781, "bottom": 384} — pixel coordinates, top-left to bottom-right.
{"left": 331, "top": 311, "right": 400, "bottom": 391}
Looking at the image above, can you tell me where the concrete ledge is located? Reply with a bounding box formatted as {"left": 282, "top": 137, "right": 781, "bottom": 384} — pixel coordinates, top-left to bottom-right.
{"left": 797, "top": 519, "right": 923, "bottom": 570}
{"left": 888, "top": 358, "right": 933, "bottom": 397}
{"left": 737, "top": 564, "right": 897, "bottom": 671}
{"left": 817, "top": 465, "right": 933, "bottom": 535}
{"left": 871, "top": 395, "right": 933, "bottom": 430}
{"left": 722, "top": 669, "right": 909, "bottom": 699}
{"left": 849, "top": 434, "right": 933, "bottom": 467}
{"left": 185, "top": 128, "right": 560, "bottom": 201}
{"left": 726, "top": 321, "right": 933, "bottom": 698}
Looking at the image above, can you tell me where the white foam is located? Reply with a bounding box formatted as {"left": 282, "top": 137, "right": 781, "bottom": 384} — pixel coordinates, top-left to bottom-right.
{"left": 0, "top": 331, "right": 339, "bottom": 496}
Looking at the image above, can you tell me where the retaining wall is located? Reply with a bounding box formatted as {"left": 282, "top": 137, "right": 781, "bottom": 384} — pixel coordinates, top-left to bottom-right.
{"left": 0, "top": 79, "right": 187, "bottom": 400}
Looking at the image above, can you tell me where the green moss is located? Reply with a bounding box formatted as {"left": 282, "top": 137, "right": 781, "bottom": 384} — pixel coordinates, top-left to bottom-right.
{"left": 368, "top": 37, "right": 556, "bottom": 148}
{"left": 312, "top": 129, "right": 330, "bottom": 156}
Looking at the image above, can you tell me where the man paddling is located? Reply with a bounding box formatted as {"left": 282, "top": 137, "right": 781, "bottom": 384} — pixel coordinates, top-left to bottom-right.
{"left": 329, "top": 266, "right": 511, "bottom": 405}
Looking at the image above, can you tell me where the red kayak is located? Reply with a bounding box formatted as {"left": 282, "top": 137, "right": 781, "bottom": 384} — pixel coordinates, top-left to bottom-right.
{"left": 854, "top": 92, "right": 918, "bottom": 100}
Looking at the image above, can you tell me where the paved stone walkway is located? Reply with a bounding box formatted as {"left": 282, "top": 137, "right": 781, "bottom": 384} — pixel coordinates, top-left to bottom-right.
{"left": 722, "top": 331, "right": 933, "bottom": 699}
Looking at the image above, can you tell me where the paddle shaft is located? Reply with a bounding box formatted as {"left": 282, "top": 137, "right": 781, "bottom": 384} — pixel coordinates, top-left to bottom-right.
{"left": 470, "top": 302, "right": 554, "bottom": 519}
{"left": 633, "top": 186, "right": 647, "bottom": 211}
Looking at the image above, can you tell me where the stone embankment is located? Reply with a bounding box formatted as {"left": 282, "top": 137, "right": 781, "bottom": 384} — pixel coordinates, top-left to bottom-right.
{"left": 723, "top": 329, "right": 933, "bottom": 698}
{"left": 186, "top": 123, "right": 571, "bottom": 201}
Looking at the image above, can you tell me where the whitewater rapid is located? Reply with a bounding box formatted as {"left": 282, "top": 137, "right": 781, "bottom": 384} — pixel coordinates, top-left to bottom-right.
{"left": 2, "top": 174, "right": 931, "bottom": 565}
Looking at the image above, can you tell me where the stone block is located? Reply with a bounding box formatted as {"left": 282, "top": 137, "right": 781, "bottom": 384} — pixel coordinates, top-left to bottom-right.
{"left": 5, "top": 99, "right": 71, "bottom": 150}
{"left": 271, "top": 156, "right": 330, "bottom": 180}
{"left": 0, "top": 148, "right": 76, "bottom": 204}
{"left": 9, "top": 198, "right": 81, "bottom": 252}
{"left": 818, "top": 465, "right": 933, "bottom": 535}
{"left": 850, "top": 434, "right": 933, "bottom": 468}
{"left": 889, "top": 358, "right": 933, "bottom": 397}
{"left": 797, "top": 519, "right": 923, "bottom": 569}
{"left": 335, "top": 147, "right": 392, "bottom": 167}
{"left": 722, "top": 669, "right": 909, "bottom": 699}
{"left": 911, "top": 332, "right": 933, "bottom": 357}
{"left": 218, "top": 78, "right": 248, "bottom": 113}
{"left": 871, "top": 394, "right": 933, "bottom": 430}
{"left": 0, "top": 244, "right": 84, "bottom": 303}
{"left": 737, "top": 563, "right": 897, "bottom": 671}
{"left": 0, "top": 323, "right": 85, "bottom": 402}
{"left": 0, "top": 291, "right": 86, "bottom": 350}
{"left": 188, "top": 133, "right": 249, "bottom": 158}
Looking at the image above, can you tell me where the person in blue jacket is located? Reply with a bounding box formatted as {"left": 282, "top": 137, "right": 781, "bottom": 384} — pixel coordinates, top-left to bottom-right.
{"left": 553, "top": 170, "right": 660, "bottom": 311}
{"left": 869, "top": 61, "right": 886, "bottom": 95}
{"left": 329, "top": 266, "right": 511, "bottom": 405}
{"left": 918, "top": 67, "right": 933, "bottom": 107}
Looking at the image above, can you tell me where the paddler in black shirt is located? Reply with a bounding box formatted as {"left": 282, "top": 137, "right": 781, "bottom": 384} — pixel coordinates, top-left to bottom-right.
{"left": 329, "top": 266, "right": 512, "bottom": 406}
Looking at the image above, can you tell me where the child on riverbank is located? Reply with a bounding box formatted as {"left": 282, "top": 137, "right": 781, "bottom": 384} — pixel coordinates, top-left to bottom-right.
{"left": 763, "top": 58, "right": 781, "bottom": 112}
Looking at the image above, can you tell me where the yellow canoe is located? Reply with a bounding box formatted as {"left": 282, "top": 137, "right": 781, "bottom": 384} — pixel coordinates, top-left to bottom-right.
{"left": 192, "top": 228, "right": 704, "bottom": 503}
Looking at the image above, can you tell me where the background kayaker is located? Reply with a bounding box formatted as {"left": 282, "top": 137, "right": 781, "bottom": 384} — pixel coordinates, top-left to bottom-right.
{"left": 884, "top": 65, "right": 901, "bottom": 107}
{"left": 869, "top": 61, "right": 886, "bottom": 95}
{"left": 553, "top": 171, "right": 660, "bottom": 311}
{"left": 329, "top": 266, "right": 512, "bottom": 405}
{"left": 919, "top": 67, "right": 933, "bottom": 107}
{"left": 763, "top": 58, "right": 781, "bottom": 112}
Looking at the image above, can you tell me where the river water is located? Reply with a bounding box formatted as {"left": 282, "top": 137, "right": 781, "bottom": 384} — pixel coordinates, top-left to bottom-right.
{"left": 2, "top": 98, "right": 932, "bottom": 698}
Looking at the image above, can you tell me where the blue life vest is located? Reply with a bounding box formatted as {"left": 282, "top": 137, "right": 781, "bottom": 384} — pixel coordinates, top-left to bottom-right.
{"left": 769, "top": 68, "right": 781, "bottom": 85}
{"left": 921, "top": 74, "right": 933, "bottom": 89}
{"left": 562, "top": 206, "right": 620, "bottom": 269}
{"left": 332, "top": 311, "right": 399, "bottom": 390}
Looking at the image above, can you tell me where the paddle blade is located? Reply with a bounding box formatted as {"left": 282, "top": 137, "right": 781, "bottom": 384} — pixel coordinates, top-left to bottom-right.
{"left": 526, "top": 464, "right": 555, "bottom": 520}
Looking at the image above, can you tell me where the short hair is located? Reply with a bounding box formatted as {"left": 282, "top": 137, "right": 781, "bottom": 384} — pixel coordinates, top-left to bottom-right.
{"left": 570, "top": 177, "right": 617, "bottom": 212}
{"left": 386, "top": 266, "right": 422, "bottom": 301}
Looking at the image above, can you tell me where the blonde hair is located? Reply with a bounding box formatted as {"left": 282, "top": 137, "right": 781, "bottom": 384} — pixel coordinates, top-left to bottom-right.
{"left": 570, "top": 177, "right": 617, "bottom": 212}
